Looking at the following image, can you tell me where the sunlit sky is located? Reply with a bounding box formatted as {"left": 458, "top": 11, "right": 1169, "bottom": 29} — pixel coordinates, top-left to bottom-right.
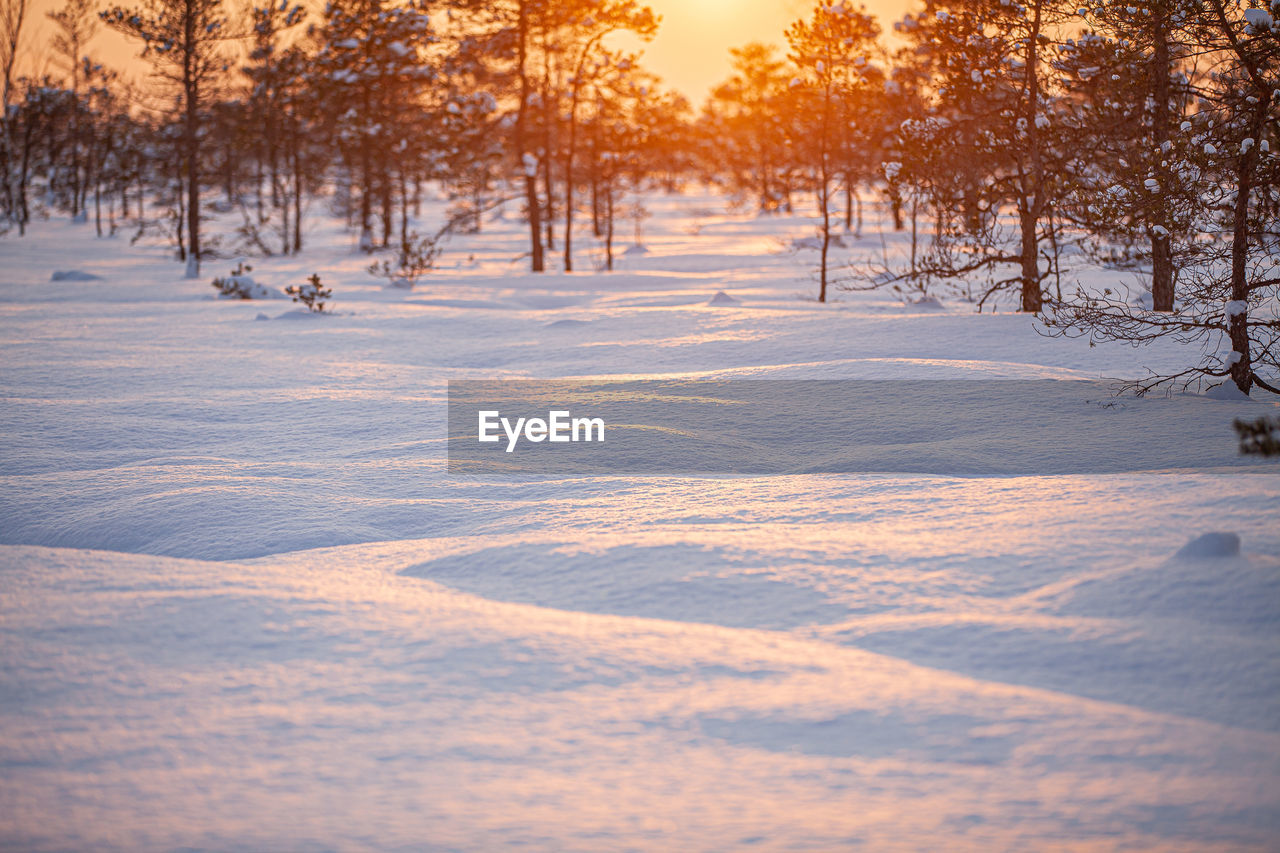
{"left": 618, "top": 0, "right": 911, "bottom": 100}
{"left": 23, "top": 0, "right": 915, "bottom": 104}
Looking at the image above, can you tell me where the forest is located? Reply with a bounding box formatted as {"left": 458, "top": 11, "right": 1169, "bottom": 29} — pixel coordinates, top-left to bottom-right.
{"left": 0, "top": 0, "right": 1277, "bottom": 392}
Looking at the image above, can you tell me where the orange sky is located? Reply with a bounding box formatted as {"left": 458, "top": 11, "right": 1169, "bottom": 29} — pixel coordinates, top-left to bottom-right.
{"left": 620, "top": 0, "right": 910, "bottom": 100}
{"left": 23, "top": 0, "right": 914, "bottom": 103}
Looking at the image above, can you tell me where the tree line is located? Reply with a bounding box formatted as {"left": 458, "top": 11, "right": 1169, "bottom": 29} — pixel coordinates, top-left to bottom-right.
{"left": 0, "top": 0, "right": 1276, "bottom": 392}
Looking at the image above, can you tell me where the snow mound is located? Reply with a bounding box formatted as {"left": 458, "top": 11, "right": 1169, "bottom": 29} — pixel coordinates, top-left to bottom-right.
{"left": 254, "top": 312, "right": 270, "bottom": 321}
{"left": 624, "top": 244, "right": 649, "bottom": 255}
{"left": 385, "top": 277, "right": 414, "bottom": 290}
{"left": 276, "top": 308, "right": 327, "bottom": 320}
{"left": 545, "top": 318, "right": 590, "bottom": 328}
{"left": 793, "top": 235, "right": 847, "bottom": 250}
{"left": 1175, "top": 532, "right": 1241, "bottom": 559}
{"left": 50, "top": 270, "right": 102, "bottom": 281}
{"left": 402, "top": 541, "right": 847, "bottom": 629}
{"left": 708, "top": 291, "right": 740, "bottom": 306}
{"left": 1203, "top": 382, "right": 1251, "bottom": 400}
{"left": 904, "top": 295, "right": 944, "bottom": 310}
{"left": 213, "top": 274, "right": 286, "bottom": 300}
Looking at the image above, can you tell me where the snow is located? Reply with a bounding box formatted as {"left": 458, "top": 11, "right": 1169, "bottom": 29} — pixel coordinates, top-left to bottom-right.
{"left": 1175, "top": 531, "right": 1241, "bottom": 558}
{"left": 1205, "top": 379, "right": 1252, "bottom": 399}
{"left": 49, "top": 269, "right": 101, "bottom": 281}
{"left": 1, "top": 192, "right": 1279, "bottom": 850}
{"left": 213, "top": 272, "right": 286, "bottom": 300}
{"left": 1243, "top": 7, "right": 1274, "bottom": 29}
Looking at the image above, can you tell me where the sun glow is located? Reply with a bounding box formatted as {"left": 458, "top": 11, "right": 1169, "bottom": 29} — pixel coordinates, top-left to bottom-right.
{"left": 621, "top": 0, "right": 911, "bottom": 101}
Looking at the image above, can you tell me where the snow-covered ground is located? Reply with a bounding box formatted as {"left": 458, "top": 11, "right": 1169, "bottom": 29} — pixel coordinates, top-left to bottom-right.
{"left": 2, "top": 191, "right": 1278, "bottom": 850}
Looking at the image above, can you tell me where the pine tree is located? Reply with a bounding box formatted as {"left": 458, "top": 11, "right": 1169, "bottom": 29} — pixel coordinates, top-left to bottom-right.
{"left": 554, "top": 0, "right": 658, "bottom": 271}
{"left": 890, "top": 0, "right": 1073, "bottom": 311}
{"left": 785, "top": 0, "right": 880, "bottom": 301}
{"left": 1043, "top": 0, "right": 1279, "bottom": 395}
{"left": 1057, "top": 0, "right": 1197, "bottom": 310}
{"left": 102, "top": 0, "right": 234, "bottom": 276}
{"left": 47, "top": 0, "right": 98, "bottom": 220}
{"left": 1, "top": 0, "right": 30, "bottom": 232}
{"left": 311, "top": 0, "right": 435, "bottom": 251}
{"left": 244, "top": 0, "right": 306, "bottom": 253}
{"left": 701, "top": 43, "right": 794, "bottom": 212}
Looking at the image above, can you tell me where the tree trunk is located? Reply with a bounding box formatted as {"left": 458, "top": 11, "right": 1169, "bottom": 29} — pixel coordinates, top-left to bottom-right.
{"left": 604, "top": 182, "right": 614, "bottom": 271}
{"left": 70, "top": 62, "right": 81, "bottom": 218}
{"left": 819, "top": 182, "right": 830, "bottom": 302}
{"left": 16, "top": 113, "right": 31, "bottom": 234}
{"left": 1018, "top": 0, "right": 1045, "bottom": 313}
{"left": 563, "top": 136, "right": 575, "bottom": 272}
{"left": 563, "top": 41, "right": 600, "bottom": 275}
{"left": 1227, "top": 104, "right": 1266, "bottom": 395}
{"left": 543, "top": 153, "right": 554, "bottom": 252}
{"left": 1019, "top": 201, "right": 1041, "bottom": 312}
{"left": 910, "top": 194, "right": 918, "bottom": 275}
{"left": 844, "top": 173, "right": 852, "bottom": 231}
{"left": 184, "top": 1, "right": 201, "bottom": 278}
{"left": 399, "top": 171, "right": 409, "bottom": 259}
{"left": 515, "top": 1, "right": 543, "bottom": 272}
{"left": 818, "top": 82, "right": 831, "bottom": 303}
{"left": 292, "top": 140, "right": 303, "bottom": 253}
{"left": 380, "top": 177, "right": 393, "bottom": 248}
{"left": 175, "top": 153, "right": 186, "bottom": 260}
{"left": 1149, "top": 13, "right": 1174, "bottom": 311}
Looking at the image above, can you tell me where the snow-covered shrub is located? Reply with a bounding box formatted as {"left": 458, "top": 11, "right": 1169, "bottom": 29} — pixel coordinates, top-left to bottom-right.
{"left": 368, "top": 231, "right": 442, "bottom": 290}
{"left": 285, "top": 274, "right": 332, "bottom": 313}
{"left": 210, "top": 263, "right": 281, "bottom": 300}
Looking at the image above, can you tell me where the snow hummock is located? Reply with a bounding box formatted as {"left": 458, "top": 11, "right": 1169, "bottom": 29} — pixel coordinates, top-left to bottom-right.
{"left": 215, "top": 274, "right": 286, "bottom": 300}
{"left": 905, "top": 294, "right": 945, "bottom": 310}
{"left": 708, "top": 290, "right": 740, "bottom": 306}
{"left": 1175, "top": 531, "right": 1241, "bottom": 559}
{"left": 50, "top": 269, "right": 101, "bottom": 281}
{"left": 1204, "top": 379, "right": 1251, "bottom": 399}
